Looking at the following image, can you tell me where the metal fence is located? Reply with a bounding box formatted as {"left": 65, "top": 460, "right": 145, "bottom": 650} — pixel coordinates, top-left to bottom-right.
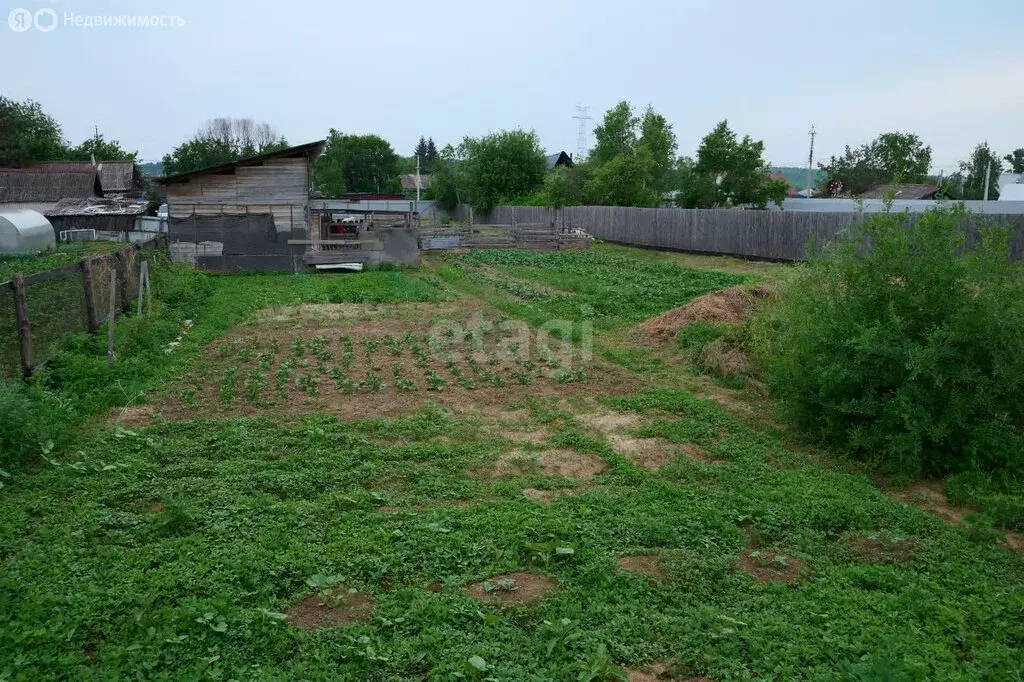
{"left": 456, "top": 205, "right": 1024, "bottom": 261}
{"left": 0, "top": 236, "right": 167, "bottom": 379}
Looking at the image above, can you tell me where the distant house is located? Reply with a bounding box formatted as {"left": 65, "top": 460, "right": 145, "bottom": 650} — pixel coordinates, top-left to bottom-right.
{"left": 860, "top": 183, "right": 940, "bottom": 200}
{"left": 400, "top": 174, "right": 431, "bottom": 192}
{"left": 546, "top": 151, "right": 574, "bottom": 170}
{"left": 770, "top": 172, "right": 803, "bottom": 199}
{"left": 998, "top": 173, "right": 1024, "bottom": 201}
{"left": 38, "top": 160, "right": 143, "bottom": 197}
{"left": 0, "top": 168, "right": 102, "bottom": 214}
{"left": 45, "top": 197, "right": 151, "bottom": 237}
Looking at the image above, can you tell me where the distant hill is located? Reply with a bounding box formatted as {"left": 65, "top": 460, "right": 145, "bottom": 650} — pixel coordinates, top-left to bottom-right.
{"left": 139, "top": 161, "right": 164, "bottom": 177}
{"left": 772, "top": 166, "right": 824, "bottom": 190}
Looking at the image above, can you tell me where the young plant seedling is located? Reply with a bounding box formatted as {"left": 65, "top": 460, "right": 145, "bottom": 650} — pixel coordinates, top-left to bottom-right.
{"left": 425, "top": 369, "right": 447, "bottom": 391}
{"left": 220, "top": 366, "right": 238, "bottom": 405}
{"left": 392, "top": 362, "right": 415, "bottom": 391}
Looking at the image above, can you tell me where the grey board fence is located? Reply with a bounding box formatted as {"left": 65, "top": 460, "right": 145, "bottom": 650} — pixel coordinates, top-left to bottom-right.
{"left": 452, "top": 205, "right": 1024, "bottom": 261}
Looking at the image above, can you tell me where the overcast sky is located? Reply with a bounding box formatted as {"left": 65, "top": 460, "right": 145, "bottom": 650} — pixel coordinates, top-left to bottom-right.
{"left": 3, "top": 0, "right": 1022, "bottom": 171}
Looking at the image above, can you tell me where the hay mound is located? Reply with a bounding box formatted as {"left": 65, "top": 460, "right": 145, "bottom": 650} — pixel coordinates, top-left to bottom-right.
{"left": 639, "top": 283, "right": 774, "bottom": 342}
{"left": 699, "top": 338, "right": 751, "bottom": 377}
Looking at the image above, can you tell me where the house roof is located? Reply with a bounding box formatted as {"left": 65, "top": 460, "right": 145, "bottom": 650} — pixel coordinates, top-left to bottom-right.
{"left": 770, "top": 172, "right": 803, "bottom": 199}
{"left": 157, "top": 140, "right": 327, "bottom": 184}
{"left": 400, "top": 174, "right": 431, "bottom": 191}
{"left": 861, "top": 183, "right": 939, "bottom": 200}
{"left": 546, "top": 151, "right": 574, "bottom": 170}
{"left": 44, "top": 196, "right": 149, "bottom": 217}
{"left": 0, "top": 169, "right": 102, "bottom": 203}
{"left": 38, "top": 160, "right": 139, "bottom": 193}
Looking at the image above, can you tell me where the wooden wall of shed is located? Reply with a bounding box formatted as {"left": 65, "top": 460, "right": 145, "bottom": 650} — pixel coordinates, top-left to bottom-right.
{"left": 165, "top": 157, "right": 310, "bottom": 235}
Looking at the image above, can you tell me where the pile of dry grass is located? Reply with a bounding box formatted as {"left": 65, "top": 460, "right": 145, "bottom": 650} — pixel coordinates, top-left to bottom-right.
{"left": 638, "top": 282, "right": 775, "bottom": 343}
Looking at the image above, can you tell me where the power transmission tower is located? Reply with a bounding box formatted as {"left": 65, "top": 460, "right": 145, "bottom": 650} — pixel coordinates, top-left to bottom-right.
{"left": 806, "top": 124, "right": 816, "bottom": 196}
{"left": 572, "top": 105, "right": 593, "bottom": 161}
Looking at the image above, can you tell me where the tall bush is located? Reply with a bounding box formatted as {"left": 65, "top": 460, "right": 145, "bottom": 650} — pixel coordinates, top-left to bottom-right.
{"left": 752, "top": 205, "right": 1024, "bottom": 476}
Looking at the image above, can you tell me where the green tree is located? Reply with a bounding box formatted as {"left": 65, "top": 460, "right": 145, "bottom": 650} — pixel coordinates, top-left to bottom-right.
{"left": 414, "top": 136, "right": 428, "bottom": 164}
{"left": 66, "top": 128, "right": 136, "bottom": 162}
{"left": 427, "top": 145, "right": 463, "bottom": 211}
{"left": 313, "top": 130, "right": 400, "bottom": 196}
{"left": 1003, "top": 148, "right": 1024, "bottom": 174}
{"left": 0, "top": 96, "right": 67, "bottom": 167}
{"left": 162, "top": 117, "right": 287, "bottom": 176}
{"left": 426, "top": 138, "right": 438, "bottom": 167}
{"left": 955, "top": 143, "right": 1003, "bottom": 200}
{"left": 458, "top": 129, "right": 547, "bottom": 212}
{"left": 637, "top": 106, "right": 678, "bottom": 194}
{"left": 585, "top": 152, "right": 660, "bottom": 207}
{"left": 819, "top": 132, "right": 932, "bottom": 195}
{"left": 590, "top": 101, "right": 638, "bottom": 167}
{"left": 678, "top": 120, "right": 787, "bottom": 208}
{"left": 542, "top": 163, "right": 592, "bottom": 207}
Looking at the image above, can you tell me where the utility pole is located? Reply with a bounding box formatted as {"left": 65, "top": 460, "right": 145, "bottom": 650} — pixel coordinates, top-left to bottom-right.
{"left": 806, "top": 124, "right": 816, "bottom": 197}
{"left": 983, "top": 158, "right": 992, "bottom": 201}
{"left": 415, "top": 154, "right": 421, "bottom": 204}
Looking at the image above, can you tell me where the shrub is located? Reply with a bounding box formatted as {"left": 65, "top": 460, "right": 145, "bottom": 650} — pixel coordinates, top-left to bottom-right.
{"left": 752, "top": 205, "right": 1024, "bottom": 476}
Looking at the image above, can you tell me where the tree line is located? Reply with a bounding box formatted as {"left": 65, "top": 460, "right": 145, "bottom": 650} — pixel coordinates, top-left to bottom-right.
{"left": 6, "top": 94, "right": 1023, "bottom": 206}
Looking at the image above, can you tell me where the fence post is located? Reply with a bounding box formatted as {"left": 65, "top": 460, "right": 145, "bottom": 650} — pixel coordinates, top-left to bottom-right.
{"left": 114, "top": 249, "right": 130, "bottom": 313}
{"left": 107, "top": 269, "right": 117, "bottom": 368}
{"left": 12, "top": 273, "right": 33, "bottom": 379}
{"left": 81, "top": 257, "right": 99, "bottom": 333}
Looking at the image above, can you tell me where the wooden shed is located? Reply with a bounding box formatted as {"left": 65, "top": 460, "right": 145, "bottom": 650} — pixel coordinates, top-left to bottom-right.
{"left": 158, "top": 140, "right": 325, "bottom": 236}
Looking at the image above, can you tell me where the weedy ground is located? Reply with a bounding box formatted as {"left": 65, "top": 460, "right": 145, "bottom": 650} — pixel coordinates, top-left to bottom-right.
{"left": 0, "top": 244, "right": 1022, "bottom": 681}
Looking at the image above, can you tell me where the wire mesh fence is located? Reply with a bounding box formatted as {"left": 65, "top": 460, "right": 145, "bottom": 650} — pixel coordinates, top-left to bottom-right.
{"left": 0, "top": 237, "right": 168, "bottom": 379}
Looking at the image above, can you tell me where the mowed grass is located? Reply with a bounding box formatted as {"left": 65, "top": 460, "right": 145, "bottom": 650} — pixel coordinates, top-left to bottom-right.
{"left": 1, "top": 246, "right": 1022, "bottom": 680}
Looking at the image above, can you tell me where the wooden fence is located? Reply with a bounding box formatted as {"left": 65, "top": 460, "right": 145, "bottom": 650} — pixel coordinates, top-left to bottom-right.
{"left": 0, "top": 236, "right": 168, "bottom": 379}
{"left": 454, "top": 205, "right": 1024, "bottom": 261}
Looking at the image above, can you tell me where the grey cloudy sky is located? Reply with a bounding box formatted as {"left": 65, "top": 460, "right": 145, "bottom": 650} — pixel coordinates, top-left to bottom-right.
{"left": 3, "top": 0, "right": 1023, "bottom": 171}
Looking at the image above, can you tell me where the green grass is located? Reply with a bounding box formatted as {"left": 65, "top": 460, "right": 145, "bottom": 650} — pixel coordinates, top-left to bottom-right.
{"left": 1, "top": 247, "right": 1022, "bottom": 680}
{"left": 0, "top": 242, "right": 120, "bottom": 282}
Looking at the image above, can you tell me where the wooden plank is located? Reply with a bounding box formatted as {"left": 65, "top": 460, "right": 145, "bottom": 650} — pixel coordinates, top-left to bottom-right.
{"left": 12, "top": 273, "right": 33, "bottom": 379}
{"left": 22, "top": 260, "right": 84, "bottom": 285}
{"left": 107, "top": 269, "right": 117, "bottom": 368}
{"left": 81, "top": 258, "right": 98, "bottom": 333}
{"left": 115, "top": 249, "right": 130, "bottom": 313}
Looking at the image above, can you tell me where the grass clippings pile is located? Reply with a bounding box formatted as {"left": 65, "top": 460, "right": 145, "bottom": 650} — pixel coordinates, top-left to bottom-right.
{"left": 638, "top": 283, "right": 773, "bottom": 343}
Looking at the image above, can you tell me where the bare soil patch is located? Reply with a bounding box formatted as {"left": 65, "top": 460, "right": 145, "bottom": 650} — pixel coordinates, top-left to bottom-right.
{"left": 148, "top": 501, "right": 165, "bottom": 513}
{"left": 891, "top": 480, "right": 970, "bottom": 524}
{"left": 488, "top": 448, "right": 608, "bottom": 480}
{"left": 577, "top": 410, "right": 641, "bottom": 432}
{"left": 738, "top": 551, "right": 806, "bottom": 583}
{"left": 522, "top": 488, "right": 576, "bottom": 504}
{"left": 285, "top": 588, "right": 374, "bottom": 630}
{"left": 110, "top": 404, "right": 158, "bottom": 428}
{"left": 848, "top": 535, "right": 916, "bottom": 563}
{"left": 608, "top": 434, "right": 675, "bottom": 471}
{"left": 638, "top": 283, "right": 775, "bottom": 343}
{"left": 622, "top": 663, "right": 710, "bottom": 681}
{"left": 464, "top": 572, "right": 557, "bottom": 604}
{"left": 617, "top": 554, "right": 667, "bottom": 583}
{"left": 1003, "top": 531, "right": 1024, "bottom": 553}
{"left": 159, "top": 302, "right": 640, "bottom": 422}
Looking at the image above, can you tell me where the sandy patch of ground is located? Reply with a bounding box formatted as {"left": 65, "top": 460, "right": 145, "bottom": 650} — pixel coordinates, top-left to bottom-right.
{"left": 522, "top": 488, "right": 577, "bottom": 504}
{"left": 622, "top": 663, "right": 710, "bottom": 682}
{"left": 487, "top": 448, "right": 608, "bottom": 480}
{"left": 617, "top": 554, "right": 667, "bottom": 583}
{"left": 464, "top": 572, "right": 557, "bottom": 604}
{"left": 577, "top": 410, "right": 641, "bottom": 432}
{"left": 891, "top": 480, "right": 970, "bottom": 524}
{"left": 285, "top": 588, "right": 374, "bottom": 630}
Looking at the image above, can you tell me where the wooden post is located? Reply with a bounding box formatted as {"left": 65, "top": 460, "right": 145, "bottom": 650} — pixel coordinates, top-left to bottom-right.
{"left": 107, "top": 269, "right": 117, "bottom": 368}
{"left": 136, "top": 260, "right": 148, "bottom": 316}
{"left": 145, "top": 261, "right": 152, "bottom": 316}
{"left": 12, "top": 273, "right": 33, "bottom": 379}
{"left": 81, "top": 257, "right": 99, "bottom": 332}
{"left": 114, "top": 249, "right": 130, "bottom": 313}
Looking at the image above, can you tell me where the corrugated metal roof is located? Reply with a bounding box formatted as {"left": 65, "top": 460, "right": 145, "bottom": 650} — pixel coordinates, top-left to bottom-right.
{"left": 45, "top": 197, "right": 149, "bottom": 217}
{"left": 0, "top": 169, "right": 101, "bottom": 202}
{"left": 400, "top": 174, "right": 431, "bottom": 191}
{"left": 860, "top": 183, "right": 939, "bottom": 200}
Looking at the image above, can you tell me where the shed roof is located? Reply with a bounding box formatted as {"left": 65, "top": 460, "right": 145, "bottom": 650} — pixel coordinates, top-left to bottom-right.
{"left": 861, "top": 183, "right": 939, "bottom": 200}
{"left": 546, "top": 151, "right": 574, "bottom": 170}
{"left": 0, "top": 169, "right": 102, "bottom": 203}
{"left": 38, "top": 160, "right": 139, "bottom": 193}
{"left": 157, "top": 140, "right": 327, "bottom": 184}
